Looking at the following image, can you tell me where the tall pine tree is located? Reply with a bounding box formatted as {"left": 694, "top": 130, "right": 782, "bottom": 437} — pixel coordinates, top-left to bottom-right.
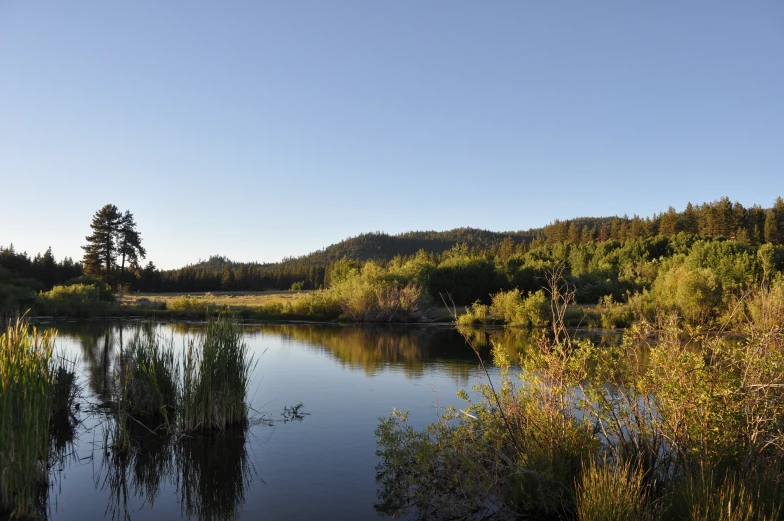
{"left": 82, "top": 204, "right": 146, "bottom": 288}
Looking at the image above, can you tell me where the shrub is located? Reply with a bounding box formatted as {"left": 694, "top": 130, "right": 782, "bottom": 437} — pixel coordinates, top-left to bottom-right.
{"left": 37, "top": 283, "right": 114, "bottom": 317}
{"left": 329, "top": 264, "right": 431, "bottom": 322}
{"left": 456, "top": 301, "right": 492, "bottom": 326}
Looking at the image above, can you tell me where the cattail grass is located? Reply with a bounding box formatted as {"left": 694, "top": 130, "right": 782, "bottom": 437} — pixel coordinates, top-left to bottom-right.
{"left": 0, "top": 317, "right": 77, "bottom": 517}
{"left": 182, "top": 316, "right": 254, "bottom": 431}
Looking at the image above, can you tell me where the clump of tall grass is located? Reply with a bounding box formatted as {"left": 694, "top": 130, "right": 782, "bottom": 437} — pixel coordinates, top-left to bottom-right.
{"left": 0, "top": 318, "right": 78, "bottom": 517}
{"left": 666, "top": 469, "right": 784, "bottom": 521}
{"left": 116, "top": 323, "right": 179, "bottom": 430}
{"left": 576, "top": 458, "right": 648, "bottom": 521}
{"left": 182, "top": 316, "right": 254, "bottom": 431}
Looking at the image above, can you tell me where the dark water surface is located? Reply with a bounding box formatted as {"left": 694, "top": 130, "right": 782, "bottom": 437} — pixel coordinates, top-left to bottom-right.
{"left": 39, "top": 321, "right": 621, "bottom": 521}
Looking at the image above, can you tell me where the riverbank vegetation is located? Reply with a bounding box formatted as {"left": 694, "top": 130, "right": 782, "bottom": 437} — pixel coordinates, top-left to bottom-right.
{"left": 0, "top": 318, "right": 79, "bottom": 518}
{"left": 376, "top": 273, "right": 784, "bottom": 520}
{"left": 2, "top": 197, "right": 784, "bottom": 326}
{"left": 1, "top": 316, "right": 260, "bottom": 518}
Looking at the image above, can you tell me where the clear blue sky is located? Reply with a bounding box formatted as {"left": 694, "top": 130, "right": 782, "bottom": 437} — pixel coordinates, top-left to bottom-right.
{"left": 1, "top": 1, "right": 782, "bottom": 269}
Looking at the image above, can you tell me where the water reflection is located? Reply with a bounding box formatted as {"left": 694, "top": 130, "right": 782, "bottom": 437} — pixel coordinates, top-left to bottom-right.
{"left": 34, "top": 319, "right": 630, "bottom": 521}
{"left": 177, "top": 428, "right": 254, "bottom": 521}
{"left": 97, "top": 425, "right": 253, "bottom": 521}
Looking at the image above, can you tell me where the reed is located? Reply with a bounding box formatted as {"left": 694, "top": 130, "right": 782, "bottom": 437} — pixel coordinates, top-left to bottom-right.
{"left": 576, "top": 458, "right": 647, "bottom": 521}
{"left": 181, "top": 316, "right": 253, "bottom": 431}
{"left": 118, "top": 322, "right": 179, "bottom": 430}
{"left": 0, "top": 318, "right": 64, "bottom": 517}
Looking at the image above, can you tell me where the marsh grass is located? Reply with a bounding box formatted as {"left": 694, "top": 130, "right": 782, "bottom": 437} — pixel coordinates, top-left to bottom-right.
{"left": 182, "top": 316, "right": 254, "bottom": 431}
{"left": 665, "top": 469, "right": 784, "bottom": 521}
{"left": 0, "top": 317, "right": 78, "bottom": 517}
{"left": 118, "top": 322, "right": 179, "bottom": 429}
{"left": 576, "top": 458, "right": 648, "bottom": 521}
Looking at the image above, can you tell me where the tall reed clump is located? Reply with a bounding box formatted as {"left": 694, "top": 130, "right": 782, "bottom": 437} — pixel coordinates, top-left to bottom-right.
{"left": 116, "top": 323, "right": 179, "bottom": 431}
{"left": 182, "top": 316, "right": 253, "bottom": 431}
{"left": 576, "top": 458, "right": 647, "bottom": 521}
{"left": 0, "top": 318, "right": 76, "bottom": 517}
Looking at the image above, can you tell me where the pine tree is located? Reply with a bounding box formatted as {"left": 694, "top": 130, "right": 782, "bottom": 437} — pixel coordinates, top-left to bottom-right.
{"left": 82, "top": 204, "right": 145, "bottom": 288}
{"left": 773, "top": 197, "right": 784, "bottom": 244}
{"left": 659, "top": 207, "right": 680, "bottom": 237}
{"left": 82, "top": 204, "right": 123, "bottom": 281}
{"left": 683, "top": 202, "right": 698, "bottom": 235}
{"left": 764, "top": 210, "right": 778, "bottom": 244}
{"left": 41, "top": 247, "right": 57, "bottom": 289}
{"left": 117, "top": 211, "right": 146, "bottom": 290}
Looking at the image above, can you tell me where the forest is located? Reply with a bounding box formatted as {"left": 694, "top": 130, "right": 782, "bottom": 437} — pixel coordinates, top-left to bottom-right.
{"left": 2, "top": 196, "right": 784, "bottom": 324}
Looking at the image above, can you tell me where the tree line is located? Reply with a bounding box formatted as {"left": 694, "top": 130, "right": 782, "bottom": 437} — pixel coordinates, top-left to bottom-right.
{"left": 140, "top": 196, "right": 784, "bottom": 295}
{"left": 1, "top": 197, "right": 783, "bottom": 311}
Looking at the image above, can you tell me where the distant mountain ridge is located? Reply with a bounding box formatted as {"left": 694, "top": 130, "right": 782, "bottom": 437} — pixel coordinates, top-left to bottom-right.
{"left": 187, "top": 220, "right": 615, "bottom": 270}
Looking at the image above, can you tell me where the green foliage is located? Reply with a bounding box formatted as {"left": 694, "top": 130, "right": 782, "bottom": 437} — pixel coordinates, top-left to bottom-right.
{"left": 456, "top": 301, "right": 491, "bottom": 326}
{"left": 0, "top": 280, "right": 38, "bottom": 314}
{"left": 181, "top": 317, "right": 254, "bottom": 431}
{"left": 289, "top": 281, "right": 305, "bottom": 291}
{"left": 666, "top": 469, "right": 783, "bottom": 521}
{"left": 490, "top": 288, "right": 550, "bottom": 327}
{"left": 117, "top": 323, "right": 179, "bottom": 429}
{"left": 37, "top": 283, "right": 115, "bottom": 317}
{"left": 328, "top": 263, "right": 431, "bottom": 322}
{"left": 576, "top": 458, "right": 647, "bottom": 521}
{"left": 82, "top": 205, "right": 146, "bottom": 289}
{"left": 63, "top": 274, "right": 114, "bottom": 301}
{"left": 0, "top": 318, "right": 78, "bottom": 517}
{"left": 378, "top": 273, "right": 784, "bottom": 520}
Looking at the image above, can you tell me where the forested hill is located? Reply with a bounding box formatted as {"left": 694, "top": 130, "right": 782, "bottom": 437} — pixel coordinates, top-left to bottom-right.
{"left": 2, "top": 197, "right": 784, "bottom": 299}
{"left": 190, "top": 222, "right": 616, "bottom": 270}
{"left": 151, "top": 196, "right": 783, "bottom": 293}
{"left": 277, "top": 228, "right": 535, "bottom": 263}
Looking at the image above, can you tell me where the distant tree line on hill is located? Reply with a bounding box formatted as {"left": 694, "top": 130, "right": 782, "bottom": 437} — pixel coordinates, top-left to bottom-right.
{"left": 138, "top": 196, "right": 784, "bottom": 296}
{"left": 1, "top": 197, "right": 784, "bottom": 314}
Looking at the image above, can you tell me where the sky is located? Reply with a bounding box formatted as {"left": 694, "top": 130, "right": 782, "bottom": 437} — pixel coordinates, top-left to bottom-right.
{"left": 1, "top": 1, "right": 782, "bottom": 269}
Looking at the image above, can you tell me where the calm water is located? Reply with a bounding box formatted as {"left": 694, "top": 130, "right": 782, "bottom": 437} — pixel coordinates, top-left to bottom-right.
{"left": 37, "top": 320, "right": 621, "bottom": 521}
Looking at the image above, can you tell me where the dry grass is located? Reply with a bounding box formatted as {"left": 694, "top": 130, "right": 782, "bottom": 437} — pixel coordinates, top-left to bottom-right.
{"left": 120, "top": 290, "right": 314, "bottom": 308}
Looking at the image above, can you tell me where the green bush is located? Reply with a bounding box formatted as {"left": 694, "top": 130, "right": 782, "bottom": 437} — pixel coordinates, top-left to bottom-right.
{"left": 456, "top": 301, "right": 492, "bottom": 326}
{"left": 37, "top": 283, "right": 115, "bottom": 317}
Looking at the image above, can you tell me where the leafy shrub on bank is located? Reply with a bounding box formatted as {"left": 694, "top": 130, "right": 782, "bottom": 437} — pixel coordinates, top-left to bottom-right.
{"left": 37, "top": 282, "right": 114, "bottom": 317}
{"left": 330, "top": 263, "right": 431, "bottom": 322}
{"left": 491, "top": 288, "right": 550, "bottom": 327}
{"left": 377, "top": 278, "right": 784, "bottom": 520}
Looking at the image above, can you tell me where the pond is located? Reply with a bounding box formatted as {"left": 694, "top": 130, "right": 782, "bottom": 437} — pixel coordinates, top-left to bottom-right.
{"left": 36, "top": 320, "right": 621, "bottom": 521}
